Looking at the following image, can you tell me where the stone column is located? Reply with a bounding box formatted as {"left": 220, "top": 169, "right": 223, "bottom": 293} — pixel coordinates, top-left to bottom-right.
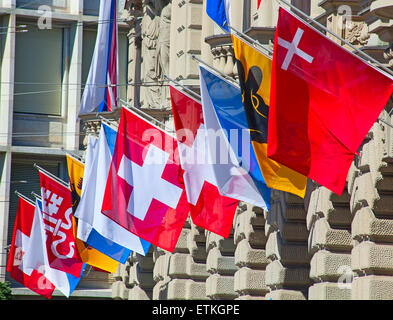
{"left": 264, "top": 191, "right": 310, "bottom": 300}
{"left": 152, "top": 219, "right": 209, "bottom": 300}
{"left": 112, "top": 258, "right": 132, "bottom": 299}
{"left": 307, "top": 186, "right": 353, "bottom": 300}
{"left": 169, "top": 0, "right": 203, "bottom": 86}
{"left": 350, "top": 111, "right": 393, "bottom": 299}
{"left": 200, "top": 0, "right": 214, "bottom": 64}
{"left": 233, "top": 203, "right": 269, "bottom": 299}
{"left": 251, "top": 0, "right": 280, "bottom": 28}
{"left": 0, "top": 3, "right": 15, "bottom": 282}
{"left": 205, "top": 229, "right": 238, "bottom": 299}
{"left": 65, "top": 0, "right": 83, "bottom": 151}
{"left": 128, "top": 249, "right": 155, "bottom": 299}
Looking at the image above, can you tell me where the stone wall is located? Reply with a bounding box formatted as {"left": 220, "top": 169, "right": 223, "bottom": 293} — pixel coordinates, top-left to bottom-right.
{"left": 107, "top": 0, "right": 393, "bottom": 300}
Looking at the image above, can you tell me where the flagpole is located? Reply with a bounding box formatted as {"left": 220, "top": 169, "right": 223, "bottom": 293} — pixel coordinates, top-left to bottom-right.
{"left": 65, "top": 151, "right": 84, "bottom": 163}
{"left": 97, "top": 114, "right": 119, "bottom": 130}
{"left": 190, "top": 54, "right": 240, "bottom": 89}
{"left": 14, "top": 190, "right": 35, "bottom": 206}
{"left": 227, "top": 24, "right": 273, "bottom": 58}
{"left": 275, "top": 0, "right": 393, "bottom": 80}
{"left": 31, "top": 191, "right": 42, "bottom": 200}
{"left": 163, "top": 74, "right": 202, "bottom": 101}
{"left": 33, "top": 163, "right": 70, "bottom": 189}
{"left": 118, "top": 99, "right": 174, "bottom": 134}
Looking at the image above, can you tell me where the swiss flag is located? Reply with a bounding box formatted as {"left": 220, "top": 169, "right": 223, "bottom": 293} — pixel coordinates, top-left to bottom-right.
{"left": 7, "top": 196, "right": 55, "bottom": 298}
{"left": 101, "top": 107, "right": 190, "bottom": 252}
{"left": 170, "top": 86, "right": 239, "bottom": 238}
{"left": 39, "top": 171, "right": 84, "bottom": 278}
{"left": 268, "top": 7, "right": 393, "bottom": 195}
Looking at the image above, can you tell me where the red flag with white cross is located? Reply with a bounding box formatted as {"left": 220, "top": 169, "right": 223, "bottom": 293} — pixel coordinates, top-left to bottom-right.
{"left": 7, "top": 196, "right": 55, "bottom": 298}
{"left": 101, "top": 107, "right": 190, "bottom": 252}
{"left": 39, "top": 171, "right": 84, "bottom": 278}
{"left": 170, "top": 86, "right": 239, "bottom": 238}
{"left": 267, "top": 7, "right": 393, "bottom": 195}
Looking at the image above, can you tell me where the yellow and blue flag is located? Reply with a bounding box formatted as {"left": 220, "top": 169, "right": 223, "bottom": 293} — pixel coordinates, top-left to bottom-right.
{"left": 66, "top": 154, "right": 119, "bottom": 273}
{"left": 231, "top": 34, "right": 307, "bottom": 198}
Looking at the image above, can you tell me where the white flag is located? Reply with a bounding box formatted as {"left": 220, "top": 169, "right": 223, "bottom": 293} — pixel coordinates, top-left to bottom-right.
{"left": 74, "top": 124, "right": 150, "bottom": 257}
{"left": 23, "top": 200, "right": 83, "bottom": 298}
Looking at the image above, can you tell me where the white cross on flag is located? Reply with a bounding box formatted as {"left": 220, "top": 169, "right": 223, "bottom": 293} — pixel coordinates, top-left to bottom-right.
{"left": 101, "top": 107, "right": 190, "bottom": 252}
{"left": 7, "top": 196, "right": 55, "bottom": 298}
{"left": 170, "top": 86, "right": 239, "bottom": 238}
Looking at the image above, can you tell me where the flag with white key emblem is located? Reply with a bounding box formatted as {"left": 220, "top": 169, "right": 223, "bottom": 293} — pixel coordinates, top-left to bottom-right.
{"left": 268, "top": 7, "right": 393, "bottom": 196}
{"left": 101, "top": 107, "right": 190, "bottom": 252}
{"left": 39, "top": 170, "right": 84, "bottom": 278}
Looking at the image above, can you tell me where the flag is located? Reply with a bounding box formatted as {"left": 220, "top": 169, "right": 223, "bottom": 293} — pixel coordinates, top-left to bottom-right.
{"left": 66, "top": 154, "right": 84, "bottom": 212}
{"left": 101, "top": 107, "right": 190, "bottom": 252}
{"left": 75, "top": 124, "right": 151, "bottom": 262}
{"left": 206, "top": 0, "right": 231, "bottom": 32}
{"left": 258, "top": 0, "right": 261, "bottom": 9}
{"left": 79, "top": 0, "right": 118, "bottom": 115}
{"left": 268, "top": 7, "right": 393, "bottom": 195}
{"left": 23, "top": 199, "right": 84, "bottom": 298}
{"left": 66, "top": 154, "right": 120, "bottom": 273}
{"left": 39, "top": 170, "right": 84, "bottom": 278}
{"left": 232, "top": 34, "right": 307, "bottom": 198}
{"left": 6, "top": 196, "right": 55, "bottom": 299}
{"left": 170, "top": 85, "right": 239, "bottom": 238}
{"left": 198, "top": 65, "right": 271, "bottom": 208}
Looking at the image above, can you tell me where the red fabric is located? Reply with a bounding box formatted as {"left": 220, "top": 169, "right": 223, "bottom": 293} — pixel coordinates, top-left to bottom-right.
{"left": 107, "top": 0, "right": 118, "bottom": 111}
{"left": 101, "top": 107, "right": 190, "bottom": 252}
{"left": 170, "top": 86, "right": 238, "bottom": 238}
{"left": 257, "top": 0, "right": 261, "bottom": 9}
{"left": 268, "top": 7, "right": 393, "bottom": 195}
{"left": 7, "top": 197, "right": 55, "bottom": 299}
{"left": 39, "top": 172, "right": 84, "bottom": 278}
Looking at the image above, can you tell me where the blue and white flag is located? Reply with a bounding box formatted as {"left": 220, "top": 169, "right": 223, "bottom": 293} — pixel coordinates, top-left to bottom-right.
{"left": 199, "top": 65, "right": 271, "bottom": 210}
{"left": 79, "top": 0, "right": 119, "bottom": 115}
{"left": 23, "top": 199, "right": 84, "bottom": 298}
{"left": 206, "top": 0, "right": 231, "bottom": 32}
{"left": 74, "top": 123, "right": 151, "bottom": 262}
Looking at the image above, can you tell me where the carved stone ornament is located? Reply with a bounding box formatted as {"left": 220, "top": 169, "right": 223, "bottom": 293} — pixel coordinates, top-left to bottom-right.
{"left": 140, "top": 0, "right": 171, "bottom": 109}
{"left": 346, "top": 22, "right": 370, "bottom": 46}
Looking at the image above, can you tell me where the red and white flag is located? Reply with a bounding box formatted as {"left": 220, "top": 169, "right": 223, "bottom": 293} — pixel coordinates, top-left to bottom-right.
{"left": 268, "top": 7, "right": 393, "bottom": 195}
{"left": 39, "top": 171, "right": 84, "bottom": 278}
{"left": 7, "top": 196, "right": 55, "bottom": 299}
{"left": 170, "top": 86, "right": 239, "bottom": 238}
{"left": 101, "top": 107, "right": 190, "bottom": 252}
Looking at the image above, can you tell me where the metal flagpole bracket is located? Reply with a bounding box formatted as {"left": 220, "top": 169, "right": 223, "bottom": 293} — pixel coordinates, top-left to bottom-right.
{"left": 14, "top": 190, "right": 35, "bottom": 206}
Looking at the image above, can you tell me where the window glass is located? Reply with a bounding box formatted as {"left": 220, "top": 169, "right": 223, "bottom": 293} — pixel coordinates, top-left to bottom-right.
{"left": 14, "top": 28, "right": 63, "bottom": 115}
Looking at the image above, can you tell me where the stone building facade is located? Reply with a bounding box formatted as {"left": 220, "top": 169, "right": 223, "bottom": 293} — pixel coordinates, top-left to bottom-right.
{"left": 81, "top": 0, "right": 393, "bottom": 301}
